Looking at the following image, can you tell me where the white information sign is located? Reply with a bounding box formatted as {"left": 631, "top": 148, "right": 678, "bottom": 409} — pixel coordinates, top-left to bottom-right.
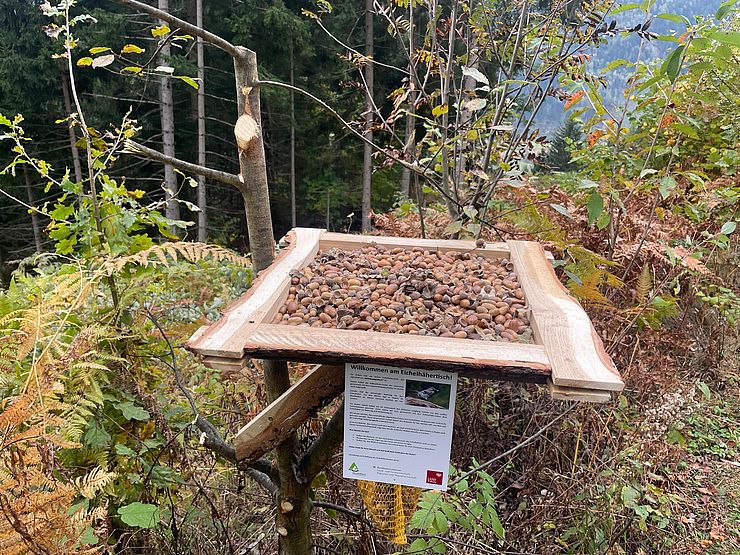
{"left": 342, "top": 363, "right": 458, "bottom": 490}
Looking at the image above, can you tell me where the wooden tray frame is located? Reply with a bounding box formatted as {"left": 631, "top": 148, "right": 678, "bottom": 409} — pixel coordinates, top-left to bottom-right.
{"left": 187, "top": 228, "right": 623, "bottom": 399}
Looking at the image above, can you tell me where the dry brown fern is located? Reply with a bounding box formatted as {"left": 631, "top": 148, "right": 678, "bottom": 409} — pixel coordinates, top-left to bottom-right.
{"left": 0, "top": 389, "right": 103, "bottom": 554}
{"left": 0, "top": 275, "right": 115, "bottom": 553}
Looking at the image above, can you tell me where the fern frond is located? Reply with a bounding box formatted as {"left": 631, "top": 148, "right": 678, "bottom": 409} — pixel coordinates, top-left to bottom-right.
{"left": 636, "top": 265, "right": 652, "bottom": 304}
{"left": 74, "top": 467, "right": 116, "bottom": 499}
{"left": 0, "top": 394, "right": 34, "bottom": 430}
{"left": 102, "top": 241, "right": 251, "bottom": 275}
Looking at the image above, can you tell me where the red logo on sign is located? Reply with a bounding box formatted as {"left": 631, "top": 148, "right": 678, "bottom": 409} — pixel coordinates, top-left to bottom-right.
{"left": 426, "top": 470, "right": 444, "bottom": 485}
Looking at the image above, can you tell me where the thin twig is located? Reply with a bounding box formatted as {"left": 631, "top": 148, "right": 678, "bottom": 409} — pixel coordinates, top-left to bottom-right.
{"left": 449, "top": 406, "right": 576, "bottom": 487}
{"left": 144, "top": 309, "right": 278, "bottom": 493}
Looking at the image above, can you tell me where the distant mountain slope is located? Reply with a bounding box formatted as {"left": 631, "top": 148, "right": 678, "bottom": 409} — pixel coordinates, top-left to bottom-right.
{"left": 535, "top": 0, "right": 723, "bottom": 135}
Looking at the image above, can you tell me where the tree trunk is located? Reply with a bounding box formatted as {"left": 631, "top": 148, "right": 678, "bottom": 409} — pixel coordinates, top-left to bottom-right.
{"left": 23, "top": 168, "right": 43, "bottom": 253}
{"left": 233, "top": 47, "right": 276, "bottom": 273}
{"left": 400, "top": 1, "right": 415, "bottom": 199}
{"left": 157, "top": 0, "right": 180, "bottom": 233}
{"left": 195, "top": 0, "right": 207, "bottom": 241}
{"left": 59, "top": 66, "right": 83, "bottom": 185}
{"left": 289, "top": 39, "right": 297, "bottom": 228}
{"left": 454, "top": 53, "right": 479, "bottom": 191}
{"left": 233, "top": 46, "right": 312, "bottom": 555}
{"left": 400, "top": 106, "right": 414, "bottom": 199}
{"left": 361, "top": 0, "right": 374, "bottom": 233}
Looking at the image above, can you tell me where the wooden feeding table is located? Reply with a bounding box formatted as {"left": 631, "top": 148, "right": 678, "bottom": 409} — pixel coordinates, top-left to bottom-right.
{"left": 186, "top": 228, "right": 623, "bottom": 460}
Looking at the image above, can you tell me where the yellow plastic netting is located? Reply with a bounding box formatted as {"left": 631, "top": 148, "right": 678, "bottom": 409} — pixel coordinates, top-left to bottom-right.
{"left": 357, "top": 480, "right": 422, "bottom": 544}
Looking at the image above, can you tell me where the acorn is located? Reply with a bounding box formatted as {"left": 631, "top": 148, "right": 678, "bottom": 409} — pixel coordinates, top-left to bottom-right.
{"left": 275, "top": 244, "right": 531, "bottom": 342}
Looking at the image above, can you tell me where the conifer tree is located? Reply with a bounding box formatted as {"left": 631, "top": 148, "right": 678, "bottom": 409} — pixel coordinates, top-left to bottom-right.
{"left": 544, "top": 119, "right": 582, "bottom": 172}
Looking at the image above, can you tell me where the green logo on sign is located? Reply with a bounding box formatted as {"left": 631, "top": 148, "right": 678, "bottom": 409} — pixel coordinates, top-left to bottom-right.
{"left": 348, "top": 462, "right": 359, "bottom": 473}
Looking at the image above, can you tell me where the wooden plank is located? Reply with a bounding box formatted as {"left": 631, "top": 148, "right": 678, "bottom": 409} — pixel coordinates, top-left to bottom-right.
{"left": 243, "top": 324, "right": 551, "bottom": 382}
{"left": 320, "top": 232, "right": 511, "bottom": 259}
{"left": 186, "top": 228, "right": 324, "bottom": 358}
{"left": 547, "top": 379, "right": 612, "bottom": 403}
{"left": 200, "top": 355, "right": 247, "bottom": 371}
{"left": 508, "top": 241, "right": 623, "bottom": 391}
{"left": 234, "top": 364, "right": 345, "bottom": 461}
{"left": 320, "top": 232, "right": 554, "bottom": 260}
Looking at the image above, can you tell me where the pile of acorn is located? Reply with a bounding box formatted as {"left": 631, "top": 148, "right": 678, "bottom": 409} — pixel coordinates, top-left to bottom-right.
{"left": 273, "top": 243, "right": 532, "bottom": 342}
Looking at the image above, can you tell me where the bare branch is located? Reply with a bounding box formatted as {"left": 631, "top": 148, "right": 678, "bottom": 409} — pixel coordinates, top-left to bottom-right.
{"left": 449, "top": 406, "right": 575, "bottom": 487}
{"left": 311, "top": 500, "right": 362, "bottom": 519}
{"left": 108, "top": 0, "right": 240, "bottom": 58}
{"left": 145, "top": 310, "right": 278, "bottom": 493}
{"left": 123, "top": 139, "right": 243, "bottom": 189}
{"left": 255, "top": 79, "right": 436, "bottom": 183}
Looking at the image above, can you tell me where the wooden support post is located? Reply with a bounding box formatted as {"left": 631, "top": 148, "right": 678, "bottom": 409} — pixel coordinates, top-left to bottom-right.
{"left": 234, "top": 365, "right": 345, "bottom": 461}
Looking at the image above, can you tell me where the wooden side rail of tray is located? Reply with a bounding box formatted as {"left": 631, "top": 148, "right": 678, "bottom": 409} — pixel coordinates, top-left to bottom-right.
{"left": 186, "top": 227, "right": 623, "bottom": 398}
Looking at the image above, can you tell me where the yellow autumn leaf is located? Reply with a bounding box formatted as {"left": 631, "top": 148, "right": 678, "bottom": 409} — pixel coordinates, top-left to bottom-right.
{"left": 77, "top": 57, "right": 93, "bottom": 67}
{"left": 121, "top": 66, "right": 143, "bottom": 74}
{"left": 151, "top": 24, "right": 170, "bottom": 37}
{"left": 432, "top": 103, "right": 449, "bottom": 117}
{"left": 122, "top": 44, "right": 145, "bottom": 54}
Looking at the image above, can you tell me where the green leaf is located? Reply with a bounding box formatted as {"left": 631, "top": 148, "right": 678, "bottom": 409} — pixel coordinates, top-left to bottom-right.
{"left": 462, "top": 205, "right": 477, "bottom": 219}
{"left": 465, "top": 222, "right": 481, "bottom": 236}
{"left": 114, "top": 444, "right": 137, "bottom": 457}
{"left": 672, "top": 122, "right": 698, "bottom": 139}
{"left": 432, "top": 103, "right": 448, "bottom": 117}
{"left": 621, "top": 485, "right": 640, "bottom": 508}
{"left": 586, "top": 192, "right": 604, "bottom": 226}
{"left": 490, "top": 507, "right": 505, "bottom": 539}
{"left": 434, "top": 511, "right": 448, "bottom": 533}
{"left": 666, "top": 427, "right": 686, "bottom": 446}
{"left": 175, "top": 75, "right": 200, "bottom": 89}
{"left": 658, "top": 176, "right": 677, "bottom": 199}
{"left": 550, "top": 203, "right": 574, "bottom": 219}
{"left": 77, "top": 57, "right": 93, "bottom": 67}
{"left": 50, "top": 202, "right": 75, "bottom": 221}
{"left": 409, "top": 538, "right": 427, "bottom": 551}
{"left": 83, "top": 420, "right": 111, "bottom": 449}
{"left": 611, "top": 3, "right": 641, "bottom": 15}
{"left": 444, "top": 220, "right": 462, "bottom": 235}
{"left": 79, "top": 526, "right": 98, "bottom": 545}
{"left": 661, "top": 45, "right": 685, "bottom": 82}
{"left": 707, "top": 30, "right": 740, "bottom": 47}
{"left": 151, "top": 24, "right": 171, "bottom": 37}
{"left": 696, "top": 381, "right": 711, "bottom": 401}
{"left": 656, "top": 13, "right": 689, "bottom": 25}
{"left": 716, "top": 0, "right": 736, "bottom": 20}
{"left": 117, "top": 502, "right": 160, "bottom": 528}
{"left": 115, "top": 401, "right": 150, "bottom": 421}
{"left": 720, "top": 221, "right": 737, "bottom": 235}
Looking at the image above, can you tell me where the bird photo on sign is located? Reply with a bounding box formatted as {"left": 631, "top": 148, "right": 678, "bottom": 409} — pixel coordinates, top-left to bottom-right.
{"left": 404, "top": 380, "right": 452, "bottom": 410}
